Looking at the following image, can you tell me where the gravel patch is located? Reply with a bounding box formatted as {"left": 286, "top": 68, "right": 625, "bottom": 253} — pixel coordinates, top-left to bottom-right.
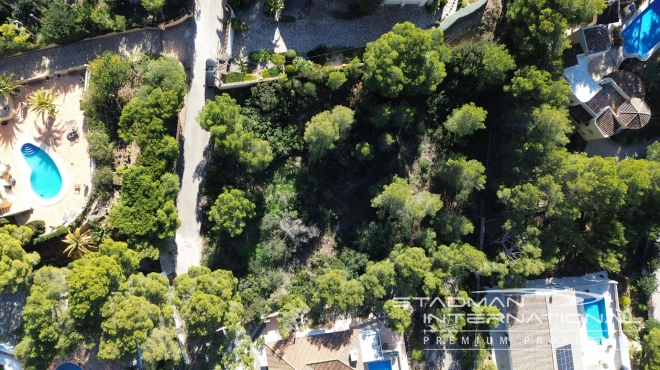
{"left": 232, "top": 2, "right": 440, "bottom": 57}
{"left": 0, "top": 291, "right": 27, "bottom": 345}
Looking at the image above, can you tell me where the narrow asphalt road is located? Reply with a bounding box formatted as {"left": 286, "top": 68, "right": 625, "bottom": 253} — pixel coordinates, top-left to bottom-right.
{"left": 174, "top": 0, "right": 220, "bottom": 275}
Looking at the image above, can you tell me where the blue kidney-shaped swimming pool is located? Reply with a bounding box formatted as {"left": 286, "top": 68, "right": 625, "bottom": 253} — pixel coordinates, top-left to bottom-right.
{"left": 622, "top": 0, "right": 660, "bottom": 60}
{"left": 20, "top": 143, "right": 63, "bottom": 199}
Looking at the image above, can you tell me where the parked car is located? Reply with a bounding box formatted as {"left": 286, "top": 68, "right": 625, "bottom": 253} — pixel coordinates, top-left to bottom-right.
{"left": 205, "top": 58, "right": 216, "bottom": 87}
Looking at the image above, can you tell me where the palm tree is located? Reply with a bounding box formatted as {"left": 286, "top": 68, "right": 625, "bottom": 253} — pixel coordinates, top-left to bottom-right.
{"left": 27, "top": 87, "right": 59, "bottom": 119}
{"left": 63, "top": 228, "right": 97, "bottom": 258}
{"left": 0, "top": 73, "right": 17, "bottom": 98}
{"left": 237, "top": 58, "right": 248, "bottom": 73}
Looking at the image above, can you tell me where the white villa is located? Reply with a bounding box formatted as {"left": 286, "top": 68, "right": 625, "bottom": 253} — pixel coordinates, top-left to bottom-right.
{"left": 255, "top": 315, "right": 409, "bottom": 370}
{"left": 489, "top": 272, "right": 631, "bottom": 370}
{"left": 563, "top": 1, "right": 653, "bottom": 141}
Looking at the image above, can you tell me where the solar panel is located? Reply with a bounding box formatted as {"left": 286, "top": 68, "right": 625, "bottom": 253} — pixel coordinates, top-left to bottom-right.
{"left": 556, "top": 344, "right": 575, "bottom": 370}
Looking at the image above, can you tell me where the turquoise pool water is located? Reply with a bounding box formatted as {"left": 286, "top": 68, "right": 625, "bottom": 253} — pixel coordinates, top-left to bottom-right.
{"left": 20, "top": 143, "right": 62, "bottom": 199}
{"left": 623, "top": 0, "right": 660, "bottom": 59}
{"left": 367, "top": 360, "right": 393, "bottom": 370}
{"left": 56, "top": 364, "right": 81, "bottom": 370}
{"left": 584, "top": 298, "right": 609, "bottom": 344}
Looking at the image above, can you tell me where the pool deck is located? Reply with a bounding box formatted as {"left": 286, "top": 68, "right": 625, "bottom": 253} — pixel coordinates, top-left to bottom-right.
{"left": 0, "top": 74, "right": 92, "bottom": 230}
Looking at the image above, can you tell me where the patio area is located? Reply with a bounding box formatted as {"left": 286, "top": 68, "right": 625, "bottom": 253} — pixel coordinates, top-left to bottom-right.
{"left": 0, "top": 73, "right": 92, "bottom": 230}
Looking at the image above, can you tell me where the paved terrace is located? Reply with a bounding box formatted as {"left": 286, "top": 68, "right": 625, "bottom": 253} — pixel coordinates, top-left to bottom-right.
{"left": 0, "top": 20, "right": 194, "bottom": 82}
{"left": 233, "top": 1, "right": 439, "bottom": 56}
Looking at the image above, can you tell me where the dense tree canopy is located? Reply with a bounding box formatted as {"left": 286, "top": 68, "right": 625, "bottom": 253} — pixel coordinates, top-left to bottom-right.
{"left": 208, "top": 188, "right": 257, "bottom": 237}
{"left": 363, "top": 22, "right": 450, "bottom": 98}
{"left": 0, "top": 226, "right": 38, "bottom": 293}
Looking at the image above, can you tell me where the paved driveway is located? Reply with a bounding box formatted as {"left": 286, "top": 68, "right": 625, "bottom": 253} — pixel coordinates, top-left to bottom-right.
{"left": 173, "top": 0, "right": 222, "bottom": 275}
{"left": 233, "top": 1, "right": 439, "bottom": 56}
{"left": 585, "top": 137, "right": 659, "bottom": 161}
{"left": 0, "top": 21, "right": 194, "bottom": 81}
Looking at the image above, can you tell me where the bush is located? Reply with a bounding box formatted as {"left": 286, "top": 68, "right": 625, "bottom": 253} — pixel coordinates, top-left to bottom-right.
{"left": 623, "top": 322, "right": 640, "bottom": 340}
{"left": 93, "top": 166, "right": 115, "bottom": 195}
{"left": 284, "top": 49, "right": 297, "bottom": 60}
{"left": 411, "top": 348, "right": 424, "bottom": 361}
{"left": 268, "top": 66, "right": 281, "bottom": 76}
{"left": 302, "top": 82, "right": 317, "bottom": 97}
{"left": 259, "top": 48, "right": 272, "bottom": 62}
{"left": 245, "top": 74, "right": 257, "bottom": 81}
{"left": 307, "top": 44, "right": 330, "bottom": 65}
{"left": 612, "top": 26, "right": 623, "bottom": 47}
{"left": 326, "top": 71, "right": 347, "bottom": 91}
{"left": 279, "top": 14, "right": 296, "bottom": 22}
{"left": 620, "top": 294, "right": 631, "bottom": 308}
{"left": 0, "top": 218, "right": 10, "bottom": 226}
{"left": 261, "top": 69, "right": 271, "bottom": 78}
{"left": 25, "top": 220, "right": 46, "bottom": 237}
{"left": 87, "top": 130, "right": 114, "bottom": 166}
{"left": 249, "top": 51, "right": 260, "bottom": 63}
{"left": 227, "top": 72, "right": 246, "bottom": 83}
{"left": 271, "top": 53, "right": 286, "bottom": 68}
{"left": 231, "top": 18, "right": 249, "bottom": 32}
{"left": 33, "top": 226, "right": 69, "bottom": 246}
{"left": 638, "top": 275, "right": 659, "bottom": 297}
{"left": 646, "top": 319, "right": 660, "bottom": 333}
{"left": 284, "top": 65, "right": 297, "bottom": 76}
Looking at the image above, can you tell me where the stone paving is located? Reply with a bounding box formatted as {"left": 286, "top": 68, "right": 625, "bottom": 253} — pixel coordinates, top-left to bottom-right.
{"left": 0, "top": 19, "right": 194, "bottom": 82}
{"left": 232, "top": 1, "right": 439, "bottom": 58}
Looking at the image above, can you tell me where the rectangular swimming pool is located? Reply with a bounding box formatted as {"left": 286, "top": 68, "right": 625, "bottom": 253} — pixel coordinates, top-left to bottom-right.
{"left": 367, "top": 360, "right": 393, "bottom": 370}
{"left": 622, "top": 0, "right": 660, "bottom": 60}
{"left": 583, "top": 298, "right": 609, "bottom": 344}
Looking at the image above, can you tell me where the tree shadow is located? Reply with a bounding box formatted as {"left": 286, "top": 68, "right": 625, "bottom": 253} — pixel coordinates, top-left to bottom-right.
{"left": 0, "top": 120, "right": 24, "bottom": 150}
{"left": 34, "top": 116, "right": 65, "bottom": 149}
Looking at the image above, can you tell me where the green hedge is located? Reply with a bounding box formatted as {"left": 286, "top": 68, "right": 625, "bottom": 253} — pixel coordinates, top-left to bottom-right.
{"left": 227, "top": 72, "right": 246, "bottom": 83}
{"left": 33, "top": 226, "right": 69, "bottom": 246}
{"left": 26, "top": 220, "right": 46, "bottom": 237}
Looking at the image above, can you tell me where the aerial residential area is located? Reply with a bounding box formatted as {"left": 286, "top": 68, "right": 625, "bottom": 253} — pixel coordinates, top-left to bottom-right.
{"left": 1, "top": 0, "right": 660, "bottom": 369}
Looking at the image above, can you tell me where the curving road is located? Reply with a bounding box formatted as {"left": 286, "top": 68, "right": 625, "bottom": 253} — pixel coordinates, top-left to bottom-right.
{"left": 174, "top": 0, "right": 222, "bottom": 275}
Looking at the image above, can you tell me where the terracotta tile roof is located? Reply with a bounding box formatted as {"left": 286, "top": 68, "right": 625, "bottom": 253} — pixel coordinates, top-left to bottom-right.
{"left": 595, "top": 109, "right": 620, "bottom": 137}
{"left": 618, "top": 98, "right": 652, "bottom": 129}
{"left": 308, "top": 360, "right": 353, "bottom": 370}
{"left": 266, "top": 330, "right": 363, "bottom": 370}
{"left": 587, "top": 84, "right": 626, "bottom": 114}
{"left": 583, "top": 26, "right": 611, "bottom": 54}
{"left": 568, "top": 105, "right": 594, "bottom": 127}
{"left": 604, "top": 70, "right": 646, "bottom": 100}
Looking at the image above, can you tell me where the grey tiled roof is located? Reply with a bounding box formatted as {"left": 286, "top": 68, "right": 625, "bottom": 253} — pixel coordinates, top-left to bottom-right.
{"left": 584, "top": 26, "right": 611, "bottom": 54}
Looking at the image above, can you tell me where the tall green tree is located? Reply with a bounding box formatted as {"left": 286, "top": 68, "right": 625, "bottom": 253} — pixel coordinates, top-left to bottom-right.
{"left": 442, "top": 103, "right": 487, "bottom": 139}
{"left": 14, "top": 267, "right": 71, "bottom": 370}
{"left": 363, "top": 22, "right": 450, "bottom": 98}
{"left": 642, "top": 328, "right": 660, "bottom": 370}
{"left": 312, "top": 268, "right": 365, "bottom": 312}
{"left": 109, "top": 166, "right": 180, "bottom": 259}
{"left": 383, "top": 300, "right": 411, "bottom": 334}
{"left": 0, "top": 228, "right": 39, "bottom": 294}
{"left": 371, "top": 176, "right": 443, "bottom": 237}
{"left": 303, "top": 105, "right": 355, "bottom": 161}
{"left": 208, "top": 188, "right": 257, "bottom": 237}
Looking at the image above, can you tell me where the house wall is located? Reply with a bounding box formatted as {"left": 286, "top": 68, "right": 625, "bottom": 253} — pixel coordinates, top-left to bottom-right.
{"left": 576, "top": 119, "right": 607, "bottom": 141}
{"left": 382, "top": 0, "right": 432, "bottom": 6}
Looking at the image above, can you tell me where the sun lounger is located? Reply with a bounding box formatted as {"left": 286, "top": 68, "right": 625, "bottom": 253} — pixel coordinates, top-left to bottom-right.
{"left": 74, "top": 184, "right": 81, "bottom": 194}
